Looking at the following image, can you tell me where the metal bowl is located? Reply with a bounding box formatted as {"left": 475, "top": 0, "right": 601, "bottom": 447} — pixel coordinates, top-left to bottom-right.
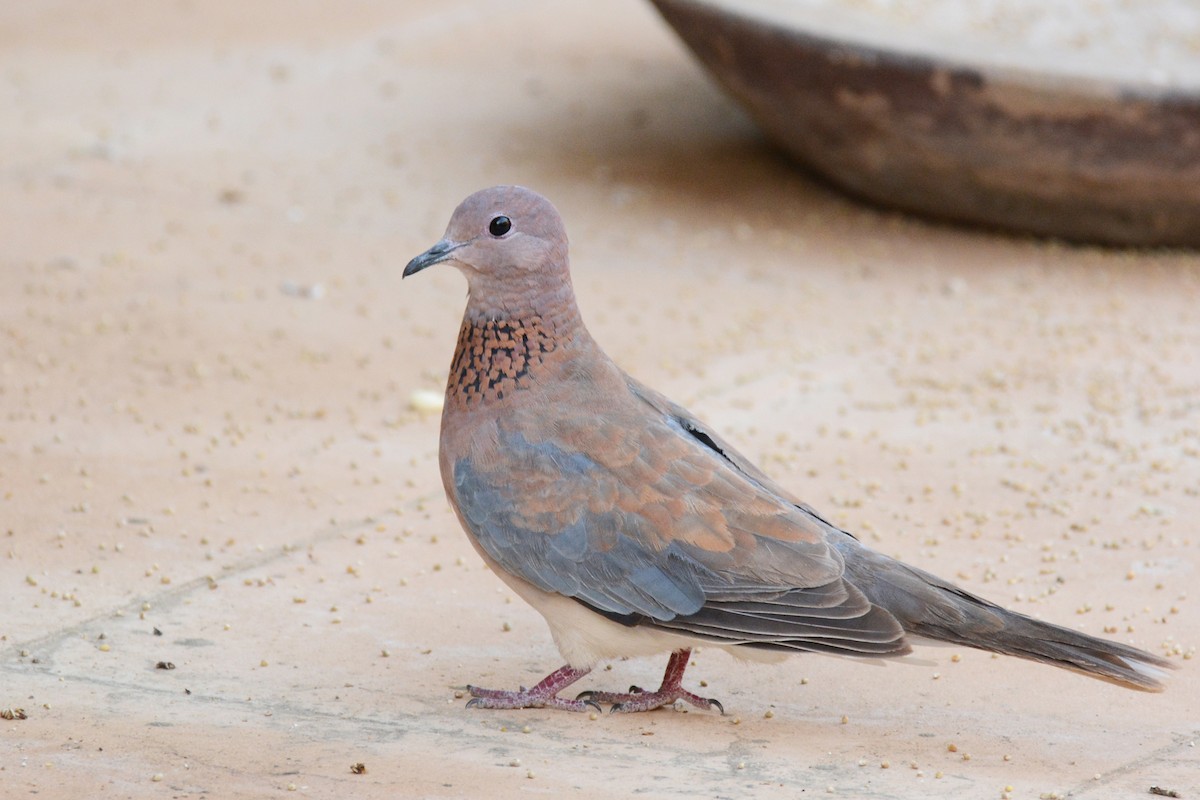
{"left": 649, "top": 0, "right": 1200, "bottom": 246}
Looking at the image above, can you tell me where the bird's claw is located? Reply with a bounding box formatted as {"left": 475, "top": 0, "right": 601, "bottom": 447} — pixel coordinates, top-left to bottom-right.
{"left": 574, "top": 685, "right": 644, "bottom": 703}
{"left": 464, "top": 682, "right": 597, "bottom": 712}
{"left": 601, "top": 690, "right": 724, "bottom": 714}
{"left": 577, "top": 681, "right": 723, "bottom": 713}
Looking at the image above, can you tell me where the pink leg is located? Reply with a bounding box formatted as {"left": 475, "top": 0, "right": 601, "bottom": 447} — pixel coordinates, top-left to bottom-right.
{"left": 577, "top": 649, "right": 724, "bottom": 714}
{"left": 466, "top": 664, "right": 600, "bottom": 712}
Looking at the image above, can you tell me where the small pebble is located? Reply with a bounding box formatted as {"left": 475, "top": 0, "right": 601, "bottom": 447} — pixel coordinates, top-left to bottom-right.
{"left": 408, "top": 389, "right": 444, "bottom": 413}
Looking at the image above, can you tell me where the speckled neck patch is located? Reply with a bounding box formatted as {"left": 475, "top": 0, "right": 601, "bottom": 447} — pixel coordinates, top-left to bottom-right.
{"left": 447, "top": 317, "right": 557, "bottom": 407}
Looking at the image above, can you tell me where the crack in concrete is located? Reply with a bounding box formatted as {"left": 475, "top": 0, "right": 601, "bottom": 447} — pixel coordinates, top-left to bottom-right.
{"left": 4, "top": 486, "right": 445, "bottom": 660}
{"left": 1069, "top": 727, "right": 1200, "bottom": 798}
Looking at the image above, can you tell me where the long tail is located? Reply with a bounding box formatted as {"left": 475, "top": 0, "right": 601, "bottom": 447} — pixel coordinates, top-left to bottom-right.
{"left": 841, "top": 542, "right": 1175, "bottom": 691}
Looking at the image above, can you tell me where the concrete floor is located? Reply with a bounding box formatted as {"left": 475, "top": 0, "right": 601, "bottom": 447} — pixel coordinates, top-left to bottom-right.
{"left": 2, "top": 1, "right": 1197, "bottom": 798}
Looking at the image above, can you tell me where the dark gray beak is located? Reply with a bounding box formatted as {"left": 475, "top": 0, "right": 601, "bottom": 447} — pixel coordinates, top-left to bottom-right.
{"left": 403, "top": 239, "right": 462, "bottom": 278}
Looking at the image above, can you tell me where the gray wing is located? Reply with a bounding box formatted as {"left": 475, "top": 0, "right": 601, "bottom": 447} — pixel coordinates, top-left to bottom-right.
{"left": 451, "top": 391, "right": 908, "bottom": 657}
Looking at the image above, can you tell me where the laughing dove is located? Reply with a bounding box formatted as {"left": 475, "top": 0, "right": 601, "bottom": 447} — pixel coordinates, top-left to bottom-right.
{"left": 403, "top": 185, "right": 1173, "bottom": 713}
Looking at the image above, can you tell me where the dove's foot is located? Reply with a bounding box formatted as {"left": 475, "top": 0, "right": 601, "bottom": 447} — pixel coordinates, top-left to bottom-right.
{"left": 578, "top": 684, "right": 724, "bottom": 714}
{"left": 465, "top": 664, "right": 599, "bottom": 712}
{"left": 576, "top": 649, "right": 725, "bottom": 714}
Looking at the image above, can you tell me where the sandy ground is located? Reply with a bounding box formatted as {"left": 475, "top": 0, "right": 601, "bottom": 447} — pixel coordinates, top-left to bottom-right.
{"left": 2, "top": 2, "right": 1198, "bottom": 798}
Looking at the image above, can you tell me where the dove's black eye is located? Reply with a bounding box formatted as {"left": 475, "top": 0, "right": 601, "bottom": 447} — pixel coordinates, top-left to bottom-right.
{"left": 488, "top": 215, "right": 512, "bottom": 237}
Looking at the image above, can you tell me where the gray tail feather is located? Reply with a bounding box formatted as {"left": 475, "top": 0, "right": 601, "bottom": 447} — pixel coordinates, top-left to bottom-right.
{"left": 845, "top": 547, "right": 1176, "bottom": 692}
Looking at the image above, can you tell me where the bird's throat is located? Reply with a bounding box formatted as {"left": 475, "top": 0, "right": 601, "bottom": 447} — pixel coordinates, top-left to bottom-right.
{"left": 446, "top": 316, "right": 559, "bottom": 409}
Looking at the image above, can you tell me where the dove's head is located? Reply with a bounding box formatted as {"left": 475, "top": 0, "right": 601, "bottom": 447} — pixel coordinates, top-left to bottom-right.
{"left": 404, "top": 185, "right": 574, "bottom": 320}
